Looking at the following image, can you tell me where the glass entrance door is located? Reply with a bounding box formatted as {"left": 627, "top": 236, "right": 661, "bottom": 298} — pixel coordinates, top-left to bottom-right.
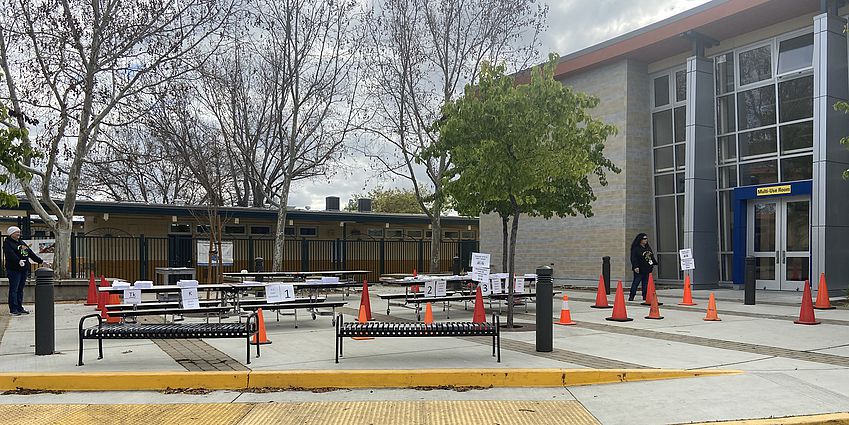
{"left": 747, "top": 196, "right": 810, "bottom": 291}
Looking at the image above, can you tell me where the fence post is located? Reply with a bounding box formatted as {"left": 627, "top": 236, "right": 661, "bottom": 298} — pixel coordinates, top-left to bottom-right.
{"left": 379, "top": 240, "right": 385, "bottom": 275}
{"left": 341, "top": 239, "right": 347, "bottom": 270}
{"left": 139, "top": 234, "right": 148, "bottom": 281}
{"left": 417, "top": 239, "right": 424, "bottom": 273}
{"left": 70, "top": 232, "right": 77, "bottom": 278}
{"left": 301, "top": 239, "right": 309, "bottom": 272}
{"left": 247, "top": 235, "right": 255, "bottom": 272}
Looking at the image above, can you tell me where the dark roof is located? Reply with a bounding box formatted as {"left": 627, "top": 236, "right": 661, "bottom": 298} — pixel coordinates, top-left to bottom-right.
{"left": 516, "top": 0, "right": 821, "bottom": 82}
{"left": 2, "top": 199, "right": 479, "bottom": 226}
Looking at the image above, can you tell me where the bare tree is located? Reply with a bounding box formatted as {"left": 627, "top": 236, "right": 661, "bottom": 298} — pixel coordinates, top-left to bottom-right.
{"left": 81, "top": 124, "right": 204, "bottom": 204}
{"left": 254, "top": 0, "right": 362, "bottom": 271}
{"left": 0, "top": 0, "right": 235, "bottom": 277}
{"left": 360, "top": 0, "right": 546, "bottom": 272}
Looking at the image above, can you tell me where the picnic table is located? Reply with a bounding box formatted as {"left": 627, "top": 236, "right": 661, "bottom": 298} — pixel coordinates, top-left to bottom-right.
{"left": 223, "top": 270, "right": 371, "bottom": 282}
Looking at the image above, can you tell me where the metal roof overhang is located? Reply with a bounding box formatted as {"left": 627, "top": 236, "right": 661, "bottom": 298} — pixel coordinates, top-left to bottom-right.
{"left": 1, "top": 199, "right": 478, "bottom": 226}
{"left": 516, "top": 0, "right": 821, "bottom": 83}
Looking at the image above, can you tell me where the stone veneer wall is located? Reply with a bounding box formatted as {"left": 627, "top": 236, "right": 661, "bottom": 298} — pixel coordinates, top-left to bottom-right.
{"left": 479, "top": 59, "right": 653, "bottom": 284}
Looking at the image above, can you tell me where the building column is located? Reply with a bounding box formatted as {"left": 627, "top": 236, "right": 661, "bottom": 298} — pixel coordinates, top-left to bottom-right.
{"left": 812, "top": 12, "right": 849, "bottom": 294}
{"left": 683, "top": 55, "right": 719, "bottom": 287}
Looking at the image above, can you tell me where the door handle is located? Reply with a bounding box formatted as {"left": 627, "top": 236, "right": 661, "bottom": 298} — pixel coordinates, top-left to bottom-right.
{"left": 782, "top": 251, "right": 786, "bottom": 264}
{"left": 776, "top": 252, "right": 779, "bottom": 264}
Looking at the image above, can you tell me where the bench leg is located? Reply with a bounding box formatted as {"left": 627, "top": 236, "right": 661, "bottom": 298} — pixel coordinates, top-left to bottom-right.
{"left": 98, "top": 336, "right": 103, "bottom": 360}
{"left": 294, "top": 309, "right": 298, "bottom": 328}
{"left": 78, "top": 335, "right": 84, "bottom": 366}
{"left": 386, "top": 299, "right": 390, "bottom": 315}
{"left": 246, "top": 335, "right": 251, "bottom": 365}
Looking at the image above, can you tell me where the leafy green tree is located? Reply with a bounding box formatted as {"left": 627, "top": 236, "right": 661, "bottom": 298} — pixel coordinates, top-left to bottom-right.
{"left": 834, "top": 101, "right": 849, "bottom": 180}
{"left": 0, "top": 99, "right": 37, "bottom": 207}
{"left": 433, "top": 54, "right": 619, "bottom": 327}
{"left": 346, "top": 186, "right": 429, "bottom": 214}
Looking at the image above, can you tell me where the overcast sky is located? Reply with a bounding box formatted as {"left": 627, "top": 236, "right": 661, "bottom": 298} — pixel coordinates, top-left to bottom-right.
{"left": 288, "top": 0, "right": 713, "bottom": 212}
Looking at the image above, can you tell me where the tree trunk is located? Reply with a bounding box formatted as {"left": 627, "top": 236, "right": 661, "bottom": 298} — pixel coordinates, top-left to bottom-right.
{"left": 53, "top": 221, "right": 73, "bottom": 279}
{"left": 501, "top": 214, "right": 508, "bottom": 273}
{"left": 507, "top": 208, "right": 520, "bottom": 328}
{"left": 429, "top": 215, "right": 441, "bottom": 273}
{"left": 273, "top": 180, "right": 292, "bottom": 271}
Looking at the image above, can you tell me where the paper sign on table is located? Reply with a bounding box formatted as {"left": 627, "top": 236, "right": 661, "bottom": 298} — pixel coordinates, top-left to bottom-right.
{"left": 133, "top": 281, "right": 153, "bottom": 289}
{"left": 435, "top": 280, "right": 447, "bottom": 297}
{"left": 111, "top": 281, "right": 130, "bottom": 289}
{"left": 514, "top": 277, "right": 525, "bottom": 294}
{"left": 123, "top": 289, "right": 142, "bottom": 305}
{"left": 321, "top": 276, "right": 340, "bottom": 283}
{"left": 424, "top": 280, "right": 446, "bottom": 297}
{"left": 478, "top": 279, "right": 492, "bottom": 296}
{"left": 490, "top": 276, "right": 502, "bottom": 294}
{"left": 180, "top": 287, "right": 200, "bottom": 309}
{"left": 177, "top": 279, "right": 199, "bottom": 288}
{"left": 266, "top": 283, "right": 296, "bottom": 303}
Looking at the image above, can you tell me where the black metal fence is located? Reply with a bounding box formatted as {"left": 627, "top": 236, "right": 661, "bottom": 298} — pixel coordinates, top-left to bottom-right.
{"left": 6, "top": 234, "right": 478, "bottom": 282}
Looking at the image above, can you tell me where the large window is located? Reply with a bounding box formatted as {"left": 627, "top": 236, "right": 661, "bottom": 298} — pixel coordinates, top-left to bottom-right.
{"left": 713, "top": 30, "right": 814, "bottom": 282}
{"left": 651, "top": 68, "right": 687, "bottom": 280}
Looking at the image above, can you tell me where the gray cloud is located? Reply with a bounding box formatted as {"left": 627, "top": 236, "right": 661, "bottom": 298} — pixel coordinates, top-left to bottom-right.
{"left": 290, "top": 0, "right": 713, "bottom": 211}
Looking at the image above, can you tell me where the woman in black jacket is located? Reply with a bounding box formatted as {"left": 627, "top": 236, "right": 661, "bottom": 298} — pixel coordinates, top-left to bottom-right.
{"left": 629, "top": 233, "right": 657, "bottom": 301}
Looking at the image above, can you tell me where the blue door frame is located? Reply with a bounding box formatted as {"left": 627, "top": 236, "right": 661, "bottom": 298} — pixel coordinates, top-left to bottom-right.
{"left": 731, "top": 180, "right": 812, "bottom": 285}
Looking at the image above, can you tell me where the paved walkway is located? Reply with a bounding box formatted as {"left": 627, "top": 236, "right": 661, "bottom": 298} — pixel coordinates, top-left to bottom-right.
{"left": 1, "top": 286, "right": 848, "bottom": 424}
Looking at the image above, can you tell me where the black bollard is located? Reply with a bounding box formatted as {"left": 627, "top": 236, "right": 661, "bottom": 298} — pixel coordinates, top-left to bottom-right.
{"left": 744, "top": 257, "right": 756, "bottom": 305}
{"left": 35, "top": 268, "right": 55, "bottom": 355}
{"left": 452, "top": 256, "right": 461, "bottom": 275}
{"left": 535, "top": 266, "right": 553, "bottom": 352}
{"left": 602, "top": 256, "right": 611, "bottom": 295}
{"left": 254, "top": 257, "right": 264, "bottom": 282}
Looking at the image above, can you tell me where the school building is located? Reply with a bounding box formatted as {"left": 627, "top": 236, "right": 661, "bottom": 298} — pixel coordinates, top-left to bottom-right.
{"left": 0, "top": 197, "right": 479, "bottom": 282}
{"left": 481, "top": 0, "right": 849, "bottom": 292}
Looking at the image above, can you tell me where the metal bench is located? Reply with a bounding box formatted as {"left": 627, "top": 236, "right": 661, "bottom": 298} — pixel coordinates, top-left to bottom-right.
{"left": 240, "top": 301, "right": 346, "bottom": 327}
{"left": 78, "top": 312, "right": 260, "bottom": 366}
{"left": 334, "top": 314, "right": 501, "bottom": 363}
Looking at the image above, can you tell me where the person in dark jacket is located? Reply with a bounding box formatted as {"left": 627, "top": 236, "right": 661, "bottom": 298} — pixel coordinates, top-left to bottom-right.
{"left": 629, "top": 232, "right": 657, "bottom": 302}
{"left": 4, "top": 226, "right": 43, "bottom": 315}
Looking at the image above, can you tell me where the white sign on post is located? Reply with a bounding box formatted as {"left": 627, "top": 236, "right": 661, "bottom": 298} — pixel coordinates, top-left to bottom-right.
{"left": 679, "top": 248, "right": 695, "bottom": 271}
{"left": 266, "top": 283, "right": 295, "bottom": 303}
{"left": 181, "top": 287, "right": 200, "bottom": 309}
{"left": 514, "top": 277, "right": 525, "bottom": 294}
{"left": 124, "top": 288, "right": 142, "bottom": 305}
{"left": 471, "top": 267, "right": 490, "bottom": 284}
{"left": 470, "top": 252, "right": 491, "bottom": 269}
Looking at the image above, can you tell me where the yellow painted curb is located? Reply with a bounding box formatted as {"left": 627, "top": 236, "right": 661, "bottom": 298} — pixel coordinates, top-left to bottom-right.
{"left": 685, "top": 412, "right": 849, "bottom": 424}
{"left": 0, "top": 372, "right": 248, "bottom": 391}
{"left": 0, "top": 369, "right": 741, "bottom": 391}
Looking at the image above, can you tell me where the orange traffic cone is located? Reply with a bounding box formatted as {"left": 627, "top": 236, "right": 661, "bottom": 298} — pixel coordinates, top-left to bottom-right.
{"left": 103, "top": 293, "right": 121, "bottom": 323}
{"left": 555, "top": 294, "right": 576, "bottom": 325}
{"left": 605, "top": 281, "right": 633, "bottom": 322}
{"left": 679, "top": 273, "right": 697, "bottom": 306}
{"left": 703, "top": 293, "right": 721, "bottom": 321}
{"left": 411, "top": 268, "right": 419, "bottom": 292}
{"left": 96, "top": 275, "right": 109, "bottom": 312}
{"left": 794, "top": 281, "right": 821, "bottom": 325}
{"left": 251, "top": 308, "right": 272, "bottom": 345}
{"left": 645, "top": 290, "right": 664, "bottom": 320}
{"left": 424, "top": 302, "right": 434, "bottom": 324}
{"left": 359, "top": 279, "right": 373, "bottom": 321}
{"left": 814, "top": 273, "right": 835, "bottom": 310}
{"left": 352, "top": 304, "right": 374, "bottom": 340}
{"left": 413, "top": 268, "right": 417, "bottom": 277}
{"left": 590, "top": 274, "right": 612, "bottom": 309}
{"left": 85, "top": 272, "right": 97, "bottom": 306}
{"left": 641, "top": 274, "right": 663, "bottom": 306}
{"left": 472, "top": 285, "right": 486, "bottom": 323}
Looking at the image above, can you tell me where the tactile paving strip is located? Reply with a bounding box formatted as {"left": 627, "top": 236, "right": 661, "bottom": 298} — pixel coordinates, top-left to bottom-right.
{"left": 0, "top": 401, "right": 600, "bottom": 425}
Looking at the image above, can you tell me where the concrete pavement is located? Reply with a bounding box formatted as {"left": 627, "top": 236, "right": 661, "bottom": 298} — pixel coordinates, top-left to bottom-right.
{"left": 0, "top": 285, "right": 848, "bottom": 424}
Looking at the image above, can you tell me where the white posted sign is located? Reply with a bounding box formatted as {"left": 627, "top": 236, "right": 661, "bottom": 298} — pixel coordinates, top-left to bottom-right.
{"left": 424, "top": 280, "right": 447, "bottom": 298}
{"left": 470, "top": 252, "right": 491, "bottom": 268}
{"left": 679, "top": 248, "right": 695, "bottom": 271}
{"left": 490, "top": 276, "right": 502, "bottom": 294}
{"left": 514, "top": 277, "right": 525, "bottom": 294}
{"left": 266, "top": 283, "right": 295, "bottom": 303}
{"left": 180, "top": 287, "right": 200, "bottom": 309}
{"left": 123, "top": 289, "right": 142, "bottom": 305}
